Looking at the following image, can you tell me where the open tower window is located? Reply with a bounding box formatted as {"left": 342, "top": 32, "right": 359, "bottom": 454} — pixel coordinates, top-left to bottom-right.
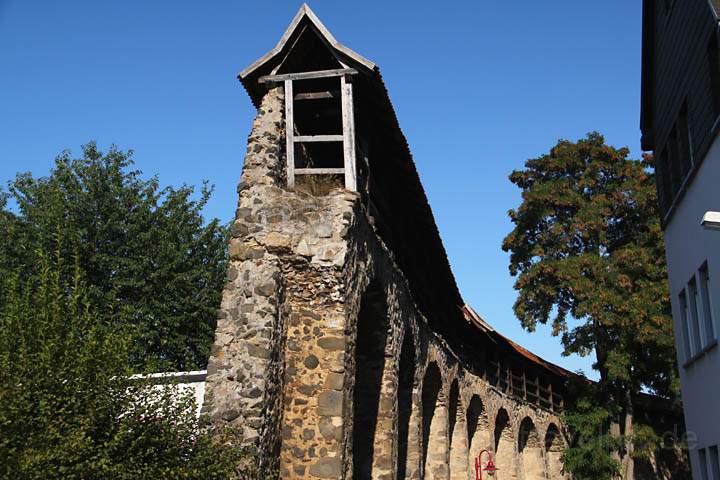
{"left": 246, "top": 8, "right": 366, "bottom": 195}
{"left": 282, "top": 72, "right": 357, "bottom": 194}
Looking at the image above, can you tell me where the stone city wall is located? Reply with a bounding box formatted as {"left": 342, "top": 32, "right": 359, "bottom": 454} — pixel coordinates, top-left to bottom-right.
{"left": 202, "top": 86, "right": 569, "bottom": 479}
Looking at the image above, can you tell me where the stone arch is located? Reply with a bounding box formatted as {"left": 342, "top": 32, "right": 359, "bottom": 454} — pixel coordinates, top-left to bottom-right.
{"left": 421, "top": 362, "right": 448, "bottom": 479}
{"left": 396, "top": 327, "right": 417, "bottom": 480}
{"left": 518, "top": 417, "right": 544, "bottom": 480}
{"left": 448, "top": 380, "right": 467, "bottom": 480}
{"left": 544, "top": 423, "right": 566, "bottom": 479}
{"left": 493, "top": 408, "right": 516, "bottom": 478}
{"left": 466, "top": 394, "right": 491, "bottom": 480}
{"left": 352, "top": 280, "right": 392, "bottom": 479}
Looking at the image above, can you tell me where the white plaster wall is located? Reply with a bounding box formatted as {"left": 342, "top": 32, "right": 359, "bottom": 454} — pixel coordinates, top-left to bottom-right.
{"left": 130, "top": 370, "right": 206, "bottom": 418}
{"left": 179, "top": 376, "right": 205, "bottom": 418}
{"left": 664, "top": 133, "right": 720, "bottom": 476}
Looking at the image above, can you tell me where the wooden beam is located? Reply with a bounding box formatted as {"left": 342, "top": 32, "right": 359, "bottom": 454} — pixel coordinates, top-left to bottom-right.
{"left": 341, "top": 75, "right": 357, "bottom": 191}
{"left": 295, "top": 168, "right": 345, "bottom": 175}
{"left": 259, "top": 68, "right": 358, "bottom": 84}
{"left": 506, "top": 361, "right": 511, "bottom": 394}
{"left": 284, "top": 80, "right": 295, "bottom": 189}
{"left": 293, "top": 134, "right": 344, "bottom": 143}
{"left": 269, "top": 23, "right": 308, "bottom": 76}
{"left": 294, "top": 91, "right": 339, "bottom": 101}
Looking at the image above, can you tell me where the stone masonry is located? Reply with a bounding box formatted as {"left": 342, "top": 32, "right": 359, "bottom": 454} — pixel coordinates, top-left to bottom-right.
{"left": 201, "top": 5, "right": 686, "bottom": 480}
{"left": 202, "top": 85, "right": 571, "bottom": 479}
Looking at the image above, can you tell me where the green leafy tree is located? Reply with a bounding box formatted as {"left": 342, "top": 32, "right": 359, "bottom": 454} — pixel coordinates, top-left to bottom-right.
{"left": 1, "top": 143, "right": 227, "bottom": 371}
{"left": 0, "top": 246, "right": 251, "bottom": 479}
{"left": 561, "top": 381, "right": 624, "bottom": 479}
{"left": 502, "top": 133, "right": 679, "bottom": 478}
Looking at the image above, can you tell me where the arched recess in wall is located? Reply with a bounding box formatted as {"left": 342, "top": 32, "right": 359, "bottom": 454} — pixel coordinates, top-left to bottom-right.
{"left": 421, "top": 362, "right": 447, "bottom": 479}
{"left": 352, "top": 280, "right": 391, "bottom": 480}
{"left": 493, "top": 408, "right": 516, "bottom": 478}
{"left": 396, "top": 328, "right": 416, "bottom": 480}
{"left": 518, "top": 417, "right": 544, "bottom": 480}
{"left": 545, "top": 423, "right": 566, "bottom": 479}
{"left": 448, "top": 380, "right": 467, "bottom": 480}
{"left": 466, "top": 395, "right": 490, "bottom": 480}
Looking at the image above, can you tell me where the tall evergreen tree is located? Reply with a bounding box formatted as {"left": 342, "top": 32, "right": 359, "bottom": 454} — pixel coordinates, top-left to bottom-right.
{"left": 502, "top": 132, "right": 679, "bottom": 478}
{"left": 1, "top": 143, "right": 227, "bottom": 371}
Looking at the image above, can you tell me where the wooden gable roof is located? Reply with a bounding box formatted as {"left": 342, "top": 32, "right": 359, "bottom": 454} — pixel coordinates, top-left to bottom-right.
{"left": 239, "top": 4, "right": 375, "bottom": 107}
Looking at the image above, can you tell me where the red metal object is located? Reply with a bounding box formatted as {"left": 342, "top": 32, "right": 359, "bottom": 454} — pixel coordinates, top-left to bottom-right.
{"left": 475, "top": 450, "right": 498, "bottom": 479}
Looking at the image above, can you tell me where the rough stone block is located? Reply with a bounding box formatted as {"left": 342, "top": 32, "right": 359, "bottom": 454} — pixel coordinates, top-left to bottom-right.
{"left": 317, "top": 336, "right": 345, "bottom": 351}
{"left": 317, "top": 390, "right": 343, "bottom": 416}
{"left": 308, "top": 457, "right": 342, "bottom": 479}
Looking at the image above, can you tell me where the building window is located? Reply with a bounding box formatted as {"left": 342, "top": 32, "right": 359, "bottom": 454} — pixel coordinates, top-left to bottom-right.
{"left": 679, "top": 290, "right": 693, "bottom": 360}
{"left": 677, "top": 102, "right": 693, "bottom": 176}
{"left": 700, "top": 448, "right": 709, "bottom": 480}
{"left": 699, "top": 262, "right": 716, "bottom": 345}
{"left": 656, "top": 104, "right": 694, "bottom": 216}
{"left": 667, "top": 127, "right": 682, "bottom": 195}
{"left": 709, "top": 32, "right": 720, "bottom": 119}
{"left": 710, "top": 446, "right": 720, "bottom": 480}
{"left": 657, "top": 149, "right": 673, "bottom": 214}
{"left": 688, "top": 277, "right": 703, "bottom": 354}
{"left": 682, "top": 263, "right": 718, "bottom": 366}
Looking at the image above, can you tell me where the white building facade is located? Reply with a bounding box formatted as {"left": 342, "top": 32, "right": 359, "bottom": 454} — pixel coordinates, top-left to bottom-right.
{"left": 641, "top": 1, "right": 720, "bottom": 478}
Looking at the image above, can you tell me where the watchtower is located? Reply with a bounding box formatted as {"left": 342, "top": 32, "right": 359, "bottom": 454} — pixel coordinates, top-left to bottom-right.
{"left": 239, "top": 4, "right": 374, "bottom": 192}
{"left": 205, "top": 5, "right": 578, "bottom": 480}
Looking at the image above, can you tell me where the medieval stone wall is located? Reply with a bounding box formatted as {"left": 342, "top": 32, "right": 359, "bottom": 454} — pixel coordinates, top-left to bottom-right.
{"left": 203, "top": 87, "right": 571, "bottom": 479}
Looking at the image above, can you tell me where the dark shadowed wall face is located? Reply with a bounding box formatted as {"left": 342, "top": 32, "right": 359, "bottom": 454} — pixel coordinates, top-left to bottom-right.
{"left": 352, "top": 282, "right": 389, "bottom": 479}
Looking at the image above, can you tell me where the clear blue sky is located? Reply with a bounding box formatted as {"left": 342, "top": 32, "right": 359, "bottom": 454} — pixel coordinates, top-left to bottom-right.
{"left": 0, "top": 1, "right": 644, "bottom": 379}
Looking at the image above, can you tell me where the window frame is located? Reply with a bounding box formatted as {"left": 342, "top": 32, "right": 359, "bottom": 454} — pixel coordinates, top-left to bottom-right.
{"left": 700, "top": 447, "right": 709, "bottom": 480}
{"left": 688, "top": 276, "right": 704, "bottom": 354}
{"left": 699, "top": 262, "right": 717, "bottom": 345}
{"left": 709, "top": 445, "right": 720, "bottom": 480}
{"left": 679, "top": 289, "right": 693, "bottom": 361}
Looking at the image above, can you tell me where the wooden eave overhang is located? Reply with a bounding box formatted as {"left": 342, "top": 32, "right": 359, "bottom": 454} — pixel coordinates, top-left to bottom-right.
{"left": 462, "top": 305, "right": 574, "bottom": 380}
{"left": 640, "top": 0, "right": 656, "bottom": 151}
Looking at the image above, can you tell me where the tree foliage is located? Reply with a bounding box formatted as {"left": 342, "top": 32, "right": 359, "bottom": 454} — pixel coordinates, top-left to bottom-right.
{"left": 503, "top": 132, "right": 677, "bottom": 395}
{"left": 0, "top": 246, "right": 246, "bottom": 480}
{"left": 502, "top": 133, "right": 681, "bottom": 478}
{"left": 560, "top": 382, "right": 623, "bottom": 479}
{"left": 0, "top": 143, "right": 227, "bottom": 371}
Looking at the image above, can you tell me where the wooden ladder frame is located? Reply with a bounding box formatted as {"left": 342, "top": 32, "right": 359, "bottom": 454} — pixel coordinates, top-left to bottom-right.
{"left": 260, "top": 68, "right": 356, "bottom": 191}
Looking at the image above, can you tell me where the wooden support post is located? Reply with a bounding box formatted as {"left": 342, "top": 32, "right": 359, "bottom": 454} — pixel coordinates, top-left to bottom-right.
{"left": 506, "top": 362, "right": 511, "bottom": 394}
{"left": 522, "top": 368, "right": 527, "bottom": 401}
{"left": 284, "top": 79, "right": 295, "bottom": 189}
{"left": 548, "top": 382, "right": 554, "bottom": 412}
{"left": 481, "top": 349, "right": 487, "bottom": 382}
{"left": 341, "top": 74, "right": 357, "bottom": 191}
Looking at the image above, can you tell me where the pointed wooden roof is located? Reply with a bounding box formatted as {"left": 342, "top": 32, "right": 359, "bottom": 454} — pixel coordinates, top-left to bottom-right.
{"left": 239, "top": 4, "right": 376, "bottom": 106}
{"left": 241, "top": 3, "right": 375, "bottom": 77}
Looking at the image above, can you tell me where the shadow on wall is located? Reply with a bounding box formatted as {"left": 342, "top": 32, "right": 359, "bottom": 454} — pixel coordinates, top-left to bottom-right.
{"left": 352, "top": 281, "right": 390, "bottom": 479}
